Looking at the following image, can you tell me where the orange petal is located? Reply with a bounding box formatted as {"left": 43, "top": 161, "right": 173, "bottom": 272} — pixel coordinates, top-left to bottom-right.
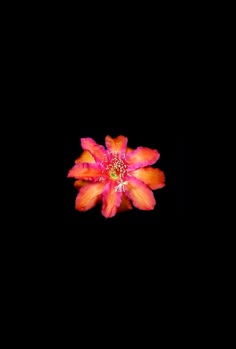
{"left": 126, "top": 147, "right": 160, "bottom": 170}
{"left": 75, "top": 182, "right": 106, "bottom": 212}
{"left": 74, "top": 179, "right": 89, "bottom": 189}
{"left": 130, "top": 167, "right": 165, "bottom": 190}
{"left": 126, "top": 147, "right": 133, "bottom": 154}
{"left": 105, "top": 135, "right": 128, "bottom": 154}
{"left": 67, "top": 163, "right": 104, "bottom": 181}
{"left": 117, "top": 193, "right": 133, "bottom": 213}
{"left": 102, "top": 181, "right": 122, "bottom": 218}
{"left": 75, "top": 150, "right": 95, "bottom": 164}
{"left": 126, "top": 177, "right": 156, "bottom": 210}
{"left": 81, "top": 138, "right": 106, "bottom": 162}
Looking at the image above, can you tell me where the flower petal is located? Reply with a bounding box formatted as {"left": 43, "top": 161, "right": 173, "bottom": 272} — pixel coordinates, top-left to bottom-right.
{"left": 81, "top": 138, "right": 106, "bottom": 162}
{"left": 126, "top": 147, "right": 160, "bottom": 170}
{"left": 67, "top": 163, "right": 104, "bottom": 181}
{"left": 117, "top": 193, "right": 133, "bottom": 213}
{"left": 125, "top": 177, "right": 156, "bottom": 210}
{"left": 105, "top": 135, "right": 128, "bottom": 154}
{"left": 130, "top": 167, "right": 165, "bottom": 190}
{"left": 126, "top": 147, "right": 133, "bottom": 154}
{"left": 102, "top": 181, "right": 122, "bottom": 218}
{"left": 74, "top": 179, "right": 89, "bottom": 189}
{"left": 75, "top": 150, "right": 95, "bottom": 164}
{"left": 75, "top": 182, "right": 106, "bottom": 212}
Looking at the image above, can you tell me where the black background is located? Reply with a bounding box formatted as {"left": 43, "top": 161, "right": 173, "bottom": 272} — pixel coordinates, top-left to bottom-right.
{"left": 7, "top": 8, "right": 217, "bottom": 339}
{"left": 20, "top": 13, "right": 195, "bottom": 239}
{"left": 7, "top": 12, "right": 217, "bottom": 341}
{"left": 22, "top": 15, "right": 195, "bottom": 292}
{"left": 29, "top": 18, "right": 195, "bottom": 267}
{"left": 59, "top": 36, "right": 193, "bottom": 236}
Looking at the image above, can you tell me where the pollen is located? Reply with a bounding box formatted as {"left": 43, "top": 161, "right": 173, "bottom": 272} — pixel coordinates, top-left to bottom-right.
{"left": 102, "top": 151, "right": 127, "bottom": 181}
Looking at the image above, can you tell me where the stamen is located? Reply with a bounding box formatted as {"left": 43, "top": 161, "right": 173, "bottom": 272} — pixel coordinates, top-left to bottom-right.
{"left": 114, "top": 181, "right": 128, "bottom": 192}
{"left": 101, "top": 151, "right": 127, "bottom": 182}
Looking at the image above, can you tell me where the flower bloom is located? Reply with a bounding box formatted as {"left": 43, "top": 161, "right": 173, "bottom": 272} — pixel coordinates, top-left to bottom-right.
{"left": 67, "top": 135, "right": 165, "bottom": 218}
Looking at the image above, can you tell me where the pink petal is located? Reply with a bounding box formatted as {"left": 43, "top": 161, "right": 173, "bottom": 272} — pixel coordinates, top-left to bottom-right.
{"left": 81, "top": 138, "right": 106, "bottom": 162}
{"left": 105, "top": 135, "right": 128, "bottom": 154}
{"left": 102, "top": 181, "right": 122, "bottom": 218}
{"left": 125, "top": 176, "right": 156, "bottom": 210}
{"left": 126, "top": 147, "right": 160, "bottom": 171}
{"left": 67, "top": 163, "right": 104, "bottom": 181}
{"left": 75, "top": 182, "right": 106, "bottom": 212}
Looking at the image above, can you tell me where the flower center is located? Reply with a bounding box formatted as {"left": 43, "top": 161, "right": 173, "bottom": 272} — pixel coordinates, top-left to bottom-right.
{"left": 102, "top": 151, "right": 127, "bottom": 181}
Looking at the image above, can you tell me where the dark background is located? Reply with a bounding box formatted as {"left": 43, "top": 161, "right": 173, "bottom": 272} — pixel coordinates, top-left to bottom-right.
{"left": 59, "top": 34, "right": 193, "bottom": 234}
{"left": 7, "top": 12, "right": 213, "bottom": 339}
{"left": 56, "top": 33, "right": 195, "bottom": 278}
{"left": 8, "top": 9, "right": 215, "bottom": 337}
{"left": 20, "top": 14, "right": 195, "bottom": 238}
{"left": 17, "top": 17, "right": 196, "bottom": 279}
{"left": 27, "top": 17, "right": 194, "bottom": 277}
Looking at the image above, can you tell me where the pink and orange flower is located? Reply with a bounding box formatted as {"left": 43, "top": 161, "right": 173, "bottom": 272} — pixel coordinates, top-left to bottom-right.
{"left": 67, "top": 135, "right": 165, "bottom": 218}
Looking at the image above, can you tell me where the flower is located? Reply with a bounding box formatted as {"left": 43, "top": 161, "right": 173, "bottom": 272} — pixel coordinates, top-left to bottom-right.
{"left": 67, "top": 135, "right": 165, "bottom": 218}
